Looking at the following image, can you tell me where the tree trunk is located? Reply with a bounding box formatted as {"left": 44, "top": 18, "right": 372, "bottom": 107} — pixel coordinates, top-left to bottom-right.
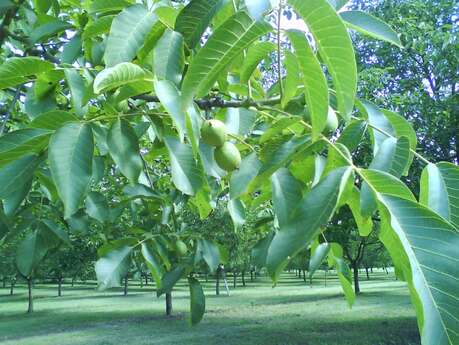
{"left": 324, "top": 269, "right": 327, "bottom": 287}
{"left": 353, "top": 263, "right": 360, "bottom": 294}
{"left": 384, "top": 266, "right": 388, "bottom": 274}
{"left": 140, "top": 276, "right": 144, "bottom": 288}
{"left": 123, "top": 276, "right": 128, "bottom": 296}
{"left": 233, "top": 272, "right": 237, "bottom": 288}
{"left": 365, "top": 267, "right": 370, "bottom": 280}
{"left": 10, "top": 278, "right": 15, "bottom": 295}
{"left": 241, "top": 270, "right": 246, "bottom": 287}
{"left": 165, "top": 292, "right": 172, "bottom": 316}
{"left": 27, "top": 278, "right": 33, "bottom": 313}
{"left": 302, "top": 270, "right": 306, "bottom": 282}
{"left": 2, "top": 277, "right": 6, "bottom": 288}
{"left": 309, "top": 275, "right": 312, "bottom": 288}
{"left": 205, "top": 273, "right": 208, "bottom": 282}
{"left": 250, "top": 270, "right": 253, "bottom": 281}
{"left": 145, "top": 275, "right": 148, "bottom": 286}
{"left": 71, "top": 277, "right": 75, "bottom": 287}
{"left": 370, "top": 267, "right": 373, "bottom": 273}
{"left": 58, "top": 278, "right": 62, "bottom": 297}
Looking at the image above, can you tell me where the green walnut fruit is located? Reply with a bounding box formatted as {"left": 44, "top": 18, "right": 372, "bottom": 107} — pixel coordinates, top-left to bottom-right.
{"left": 214, "top": 142, "right": 241, "bottom": 172}
{"left": 201, "top": 119, "right": 227, "bottom": 147}
{"left": 175, "top": 240, "right": 187, "bottom": 256}
{"left": 324, "top": 108, "right": 338, "bottom": 133}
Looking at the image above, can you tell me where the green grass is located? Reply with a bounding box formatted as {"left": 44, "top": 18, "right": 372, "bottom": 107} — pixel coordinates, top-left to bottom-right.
{"left": 0, "top": 271, "right": 420, "bottom": 345}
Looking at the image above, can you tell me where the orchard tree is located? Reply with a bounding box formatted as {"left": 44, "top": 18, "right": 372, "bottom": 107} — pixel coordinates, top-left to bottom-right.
{"left": 0, "top": 0, "right": 458, "bottom": 343}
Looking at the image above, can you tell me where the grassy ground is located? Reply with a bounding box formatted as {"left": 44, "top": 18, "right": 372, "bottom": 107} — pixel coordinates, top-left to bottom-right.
{"left": 0, "top": 271, "right": 420, "bottom": 345}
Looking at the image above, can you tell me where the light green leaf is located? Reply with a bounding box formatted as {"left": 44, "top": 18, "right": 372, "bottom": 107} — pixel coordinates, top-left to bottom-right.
{"left": 87, "top": 0, "right": 134, "bottom": 14}
{"left": 94, "top": 62, "right": 153, "bottom": 94}
{"left": 154, "top": 29, "right": 185, "bottom": 86}
{"left": 175, "top": 0, "right": 223, "bottom": 49}
{"left": 289, "top": 0, "right": 356, "bottom": 120}
{"left": 141, "top": 242, "right": 164, "bottom": 288}
{"left": 104, "top": 4, "right": 157, "bottom": 66}
{"left": 335, "top": 257, "right": 355, "bottom": 307}
{"left": 157, "top": 265, "right": 186, "bottom": 296}
{"left": 336, "top": 119, "right": 367, "bottom": 152}
{"left": 0, "top": 57, "right": 54, "bottom": 90}
{"left": 65, "top": 69, "right": 88, "bottom": 117}
{"left": 359, "top": 169, "right": 416, "bottom": 202}
{"left": 181, "top": 11, "right": 272, "bottom": 107}
{"left": 0, "top": 128, "right": 51, "bottom": 168}
{"left": 31, "top": 19, "right": 72, "bottom": 43}
{"left": 29, "top": 110, "right": 79, "bottom": 130}
{"left": 271, "top": 168, "right": 302, "bottom": 228}
{"left": 195, "top": 239, "right": 220, "bottom": 273}
{"left": 282, "top": 50, "right": 301, "bottom": 108}
{"left": 225, "top": 107, "right": 256, "bottom": 136}
{"left": 267, "top": 166, "right": 352, "bottom": 281}
{"left": 49, "top": 122, "right": 94, "bottom": 218}
{"left": 82, "top": 15, "right": 115, "bottom": 40}
{"left": 420, "top": 162, "right": 459, "bottom": 229}
{"left": 228, "top": 198, "right": 246, "bottom": 230}
{"left": 0, "top": 154, "right": 40, "bottom": 198}
{"left": 61, "top": 35, "right": 82, "bottom": 64}
{"left": 377, "top": 194, "right": 459, "bottom": 345}
{"left": 229, "top": 152, "right": 262, "bottom": 199}
{"left": 347, "top": 186, "right": 372, "bottom": 236}
{"left": 287, "top": 29, "right": 328, "bottom": 139}
{"left": 188, "top": 277, "right": 206, "bottom": 325}
{"left": 164, "top": 136, "right": 203, "bottom": 195}
{"left": 309, "top": 243, "right": 330, "bottom": 277}
{"left": 340, "top": 10, "right": 402, "bottom": 47}
{"left": 240, "top": 41, "right": 276, "bottom": 83}
{"left": 95, "top": 240, "right": 133, "bottom": 290}
{"left": 107, "top": 119, "right": 143, "bottom": 184}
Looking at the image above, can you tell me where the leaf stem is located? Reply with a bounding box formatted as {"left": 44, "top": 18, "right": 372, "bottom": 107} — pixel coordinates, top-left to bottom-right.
{"left": 277, "top": 0, "right": 284, "bottom": 100}
{"left": 227, "top": 133, "right": 255, "bottom": 152}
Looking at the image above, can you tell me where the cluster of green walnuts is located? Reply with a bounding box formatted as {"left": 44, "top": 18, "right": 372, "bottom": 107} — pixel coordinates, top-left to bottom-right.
{"left": 200, "top": 119, "right": 241, "bottom": 172}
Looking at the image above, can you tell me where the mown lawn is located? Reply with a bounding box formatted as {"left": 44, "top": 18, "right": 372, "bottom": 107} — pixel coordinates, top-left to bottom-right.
{"left": 0, "top": 271, "right": 420, "bottom": 345}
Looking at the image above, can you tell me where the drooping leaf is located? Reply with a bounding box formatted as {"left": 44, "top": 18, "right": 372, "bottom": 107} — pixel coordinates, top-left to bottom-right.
{"left": 336, "top": 119, "right": 367, "bottom": 152}
{"left": 94, "top": 62, "right": 153, "bottom": 94}
{"left": 157, "top": 265, "right": 186, "bottom": 296}
{"left": 175, "top": 0, "right": 223, "bottom": 49}
{"left": 153, "top": 29, "right": 185, "bottom": 86}
{"left": 48, "top": 122, "right": 94, "bottom": 218}
{"left": 29, "top": 110, "right": 79, "bottom": 130}
{"left": 0, "top": 154, "right": 41, "bottom": 198}
{"left": 282, "top": 50, "right": 301, "bottom": 108}
{"left": 141, "top": 242, "right": 164, "bottom": 288}
{"left": 104, "top": 4, "right": 158, "bottom": 66}
{"left": 181, "top": 11, "right": 272, "bottom": 107}
{"left": 239, "top": 41, "right": 276, "bottom": 83}
{"left": 229, "top": 152, "right": 262, "bottom": 199}
{"left": 64, "top": 69, "right": 89, "bottom": 117}
{"left": 340, "top": 10, "right": 402, "bottom": 47}
{"left": 107, "top": 119, "right": 143, "bottom": 184}
{"left": 224, "top": 107, "right": 256, "bottom": 136}
{"left": 16, "top": 230, "right": 49, "bottom": 277}
{"left": 287, "top": 29, "right": 328, "bottom": 139}
{"left": 31, "top": 19, "right": 73, "bottom": 43}
{"left": 228, "top": 198, "right": 246, "bottom": 230}
{"left": 420, "top": 162, "right": 459, "bottom": 229}
{"left": 41, "top": 219, "right": 71, "bottom": 245}
{"left": 251, "top": 232, "right": 274, "bottom": 268}
{"left": 195, "top": 239, "right": 220, "bottom": 273}
{"left": 86, "top": 191, "right": 110, "bottom": 223}
{"left": 0, "top": 57, "right": 54, "bottom": 89}
{"left": 309, "top": 243, "right": 330, "bottom": 277}
{"left": 271, "top": 168, "right": 302, "bottom": 228}
{"left": 289, "top": 0, "right": 356, "bottom": 120}
{"left": 188, "top": 277, "right": 206, "bottom": 325}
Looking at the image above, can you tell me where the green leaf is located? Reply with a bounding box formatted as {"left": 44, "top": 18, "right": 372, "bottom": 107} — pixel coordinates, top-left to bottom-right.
{"left": 0, "top": 154, "right": 40, "bottom": 198}
{"left": 157, "top": 265, "right": 186, "bottom": 296}
{"left": 359, "top": 169, "right": 416, "bottom": 202}
{"left": 188, "top": 277, "right": 206, "bottom": 325}
{"left": 225, "top": 107, "right": 256, "bottom": 136}
{"left": 164, "top": 136, "right": 203, "bottom": 196}
{"left": 195, "top": 239, "right": 220, "bottom": 273}
{"left": 107, "top": 119, "right": 143, "bottom": 184}
{"left": 154, "top": 80, "right": 187, "bottom": 141}
{"left": 175, "top": 0, "right": 223, "bottom": 49}
{"left": 94, "top": 62, "right": 153, "bottom": 94}
{"left": 87, "top": 0, "right": 134, "bottom": 14}
{"left": 335, "top": 257, "right": 355, "bottom": 307}
{"left": 377, "top": 194, "right": 459, "bottom": 345}
{"left": 95, "top": 240, "right": 133, "bottom": 290}
{"left": 16, "top": 230, "right": 49, "bottom": 277}
{"left": 29, "top": 110, "right": 79, "bottom": 130}
{"left": 267, "top": 166, "right": 352, "bottom": 281}
{"left": 282, "top": 50, "right": 301, "bottom": 108}
{"left": 360, "top": 136, "right": 410, "bottom": 218}
{"left": 48, "top": 122, "right": 94, "bottom": 218}
{"left": 41, "top": 219, "right": 71, "bottom": 245}
{"left": 309, "top": 243, "right": 330, "bottom": 277}
{"left": 3, "top": 178, "right": 32, "bottom": 217}
{"left": 153, "top": 29, "right": 185, "bottom": 86}
{"left": 123, "top": 183, "right": 163, "bottom": 200}
{"left": 347, "top": 186, "right": 372, "bottom": 236}
{"left": 65, "top": 69, "right": 88, "bottom": 117}
{"left": 336, "top": 119, "right": 367, "bottom": 152}
{"left": 287, "top": 29, "right": 328, "bottom": 139}
{"left": 0, "top": 57, "right": 54, "bottom": 90}
{"left": 251, "top": 232, "right": 274, "bottom": 268}
{"left": 289, "top": 0, "right": 357, "bottom": 120}
{"left": 228, "top": 198, "right": 246, "bottom": 230}
{"left": 86, "top": 191, "right": 110, "bottom": 223}
{"left": 82, "top": 15, "right": 115, "bottom": 40}
{"left": 104, "top": 4, "right": 157, "bottom": 66}
{"left": 340, "top": 10, "right": 402, "bottom": 47}
{"left": 31, "top": 19, "right": 72, "bottom": 43}
{"left": 0, "top": 128, "right": 51, "bottom": 168}
{"left": 61, "top": 35, "right": 82, "bottom": 64}
{"left": 229, "top": 152, "right": 262, "bottom": 199}
{"left": 141, "top": 242, "right": 164, "bottom": 288}
{"left": 271, "top": 168, "right": 302, "bottom": 228}
{"left": 239, "top": 41, "right": 275, "bottom": 83}
{"left": 420, "top": 162, "right": 459, "bottom": 229}
{"left": 259, "top": 116, "right": 301, "bottom": 144}
{"left": 181, "top": 11, "right": 272, "bottom": 107}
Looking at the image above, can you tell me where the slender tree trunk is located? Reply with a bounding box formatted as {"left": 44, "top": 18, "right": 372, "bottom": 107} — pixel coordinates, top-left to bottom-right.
{"left": 71, "top": 277, "right": 75, "bottom": 287}
{"left": 241, "top": 270, "right": 246, "bottom": 287}
{"left": 123, "top": 276, "right": 128, "bottom": 296}
{"left": 216, "top": 273, "right": 220, "bottom": 295}
{"left": 2, "top": 277, "right": 6, "bottom": 288}
{"left": 145, "top": 275, "right": 148, "bottom": 286}
{"left": 205, "top": 273, "right": 208, "bottom": 282}
{"left": 309, "top": 275, "right": 312, "bottom": 288}
{"left": 140, "top": 276, "right": 144, "bottom": 288}
{"left": 165, "top": 292, "right": 172, "bottom": 316}
{"left": 302, "top": 270, "right": 306, "bottom": 282}
{"left": 370, "top": 267, "right": 373, "bottom": 273}
{"left": 233, "top": 272, "right": 237, "bottom": 288}
{"left": 353, "top": 263, "right": 360, "bottom": 294}
{"left": 250, "top": 270, "right": 253, "bottom": 281}
{"left": 10, "top": 279, "right": 15, "bottom": 295}
{"left": 384, "top": 266, "right": 388, "bottom": 274}
{"left": 58, "top": 278, "right": 62, "bottom": 297}
{"left": 365, "top": 267, "right": 370, "bottom": 280}
{"left": 324, "top": 269, "right": 327, "bottom": 287}
{"left": 27, "top": 278, "right": 33, "bottom": 313}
